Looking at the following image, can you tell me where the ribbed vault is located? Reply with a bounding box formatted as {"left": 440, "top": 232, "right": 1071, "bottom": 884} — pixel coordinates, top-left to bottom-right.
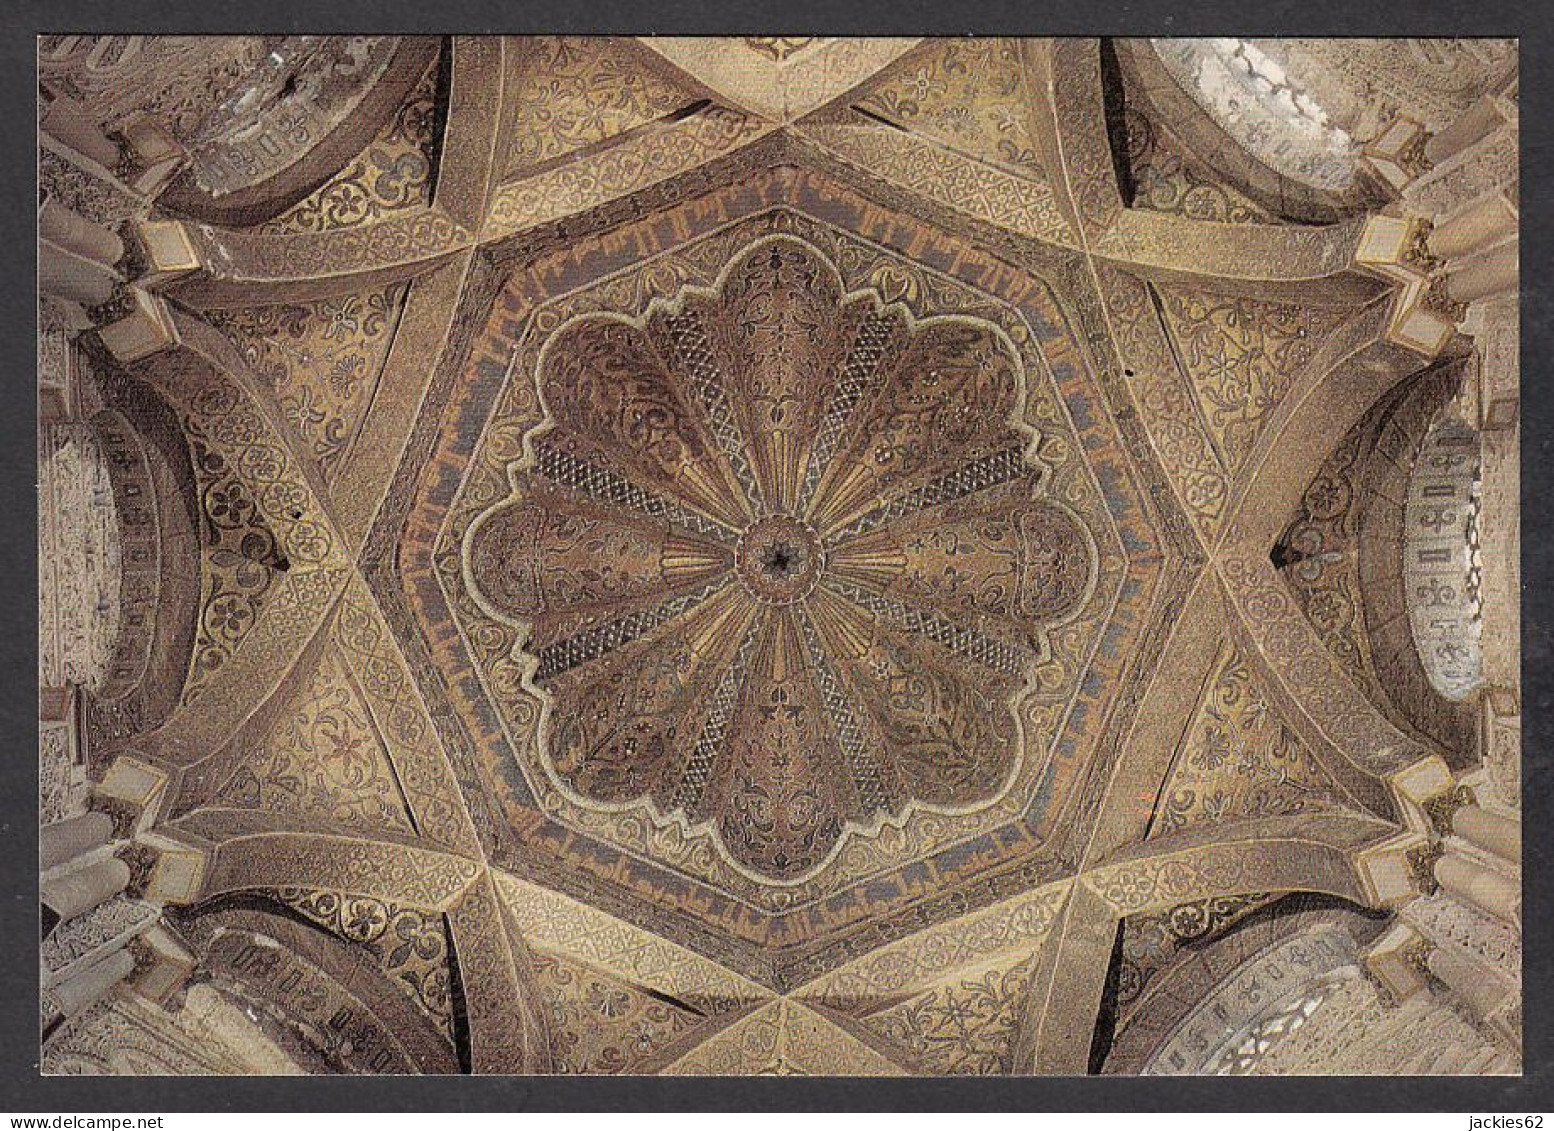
{"left": 37, "top": 34, "right": 1520, "bottom": 1078}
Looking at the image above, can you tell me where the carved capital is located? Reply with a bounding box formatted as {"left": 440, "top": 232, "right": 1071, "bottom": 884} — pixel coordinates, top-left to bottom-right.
{"left": 128, "top": 924, "right": 197, "bottom": 1007}
{"left": 93, "top": 754, "right": 171, "bottom": 834}
{"left": 1359, "top": 116, "right": 1432, "bottom": 193}
{"left": 1424, "top": 785, "right": 1478, "bottom": 838}
{"left": 1355, "top": 829, "right": 1433, "bottom": 907}
{"left": 1354, "top": 215, "right": 1456, "bottom": 355}
{"left": 1406, "top": 841, "right": 1446, "bottom": 898}
{"left": 135, "top": 836, "right": 210, "bottom": 907}
{"left": 1366, "top": 921, "right": 1433, "bottom": 1003}
{"left": 133, "top": 220, "right": 206, "bottom": 289}
{"left": 97, "top": 288, "right": 180, "bottom": 364}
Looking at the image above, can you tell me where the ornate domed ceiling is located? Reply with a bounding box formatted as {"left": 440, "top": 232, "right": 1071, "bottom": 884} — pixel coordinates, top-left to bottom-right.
{"left": 36, "top": 34, "right": 1520, "bottom": 1080}
{"left": 412, "top": 190, "right": 1152, "bottom": 965}
{"left": 451, "top": 227, "right": 1103, "bottom": 888}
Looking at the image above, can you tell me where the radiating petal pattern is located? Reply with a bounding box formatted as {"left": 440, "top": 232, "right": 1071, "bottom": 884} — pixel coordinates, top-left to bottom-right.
{"left": 828, "top": 479, "right": 1091, "bottom": 645}
{"left": 544, "top": 585, "right": 756, "bottom": 806}
{"left": 467, "top": 480, "right": 731, "bottom": 651}
{"left": 804, "top": 587, "right": 1023, "bottom": 807}
{"left": 684, "top": 239, "right": 864, "bottom": 512}
{"left": 805, "top": 317, "right": 1024, "bottom": 533}
{"left": 703, "top": 612, "right": 851, "bottom": 879}
{"left": 465, "top": 234, "right": 1098, "bottom": 882}
{"left": 541, "top": 316, "right": 753, "bottom": 529}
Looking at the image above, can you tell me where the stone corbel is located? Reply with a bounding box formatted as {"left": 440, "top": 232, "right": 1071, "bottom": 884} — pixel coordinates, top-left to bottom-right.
{"left": 1354, "top": 825, "right": 1434, "bottom": 909}
{"left": 91, "top": 753, "right": 175, "bottom": 844}
{"left": 1451, "top": 805, "right": 1520, "bottom": 864}
{"left": 1359, "top": 116, "right": 1430, "bottom": 194}
{"left": 1425, "top": 932, "right": 1518, "bottom": 1022}
{"left": 40, "top": 854, "right": 131, "bottom": 923}
{"left": 38, "top": 84, "right": 123, "bottom": 172}
{"left": 1429, "top": 192, "right": 1518, "bottom": 263}
{"left": 1353, "top": 214, "right": 1455, "bottom": 357}
{"left": 1365, "top": 920, "right": 1433, "bottom": 1003}
{"left": 1376, "top": 757, "right": 1505, "bottom": 907}
{"left": 97, "top": 288, "right": 181, "bottom": 364}
{"left": 40, "top": 811, "right": 114, "bottom": 872}
{"left": 39, "top": 197, "right": 126, "bottom": 270}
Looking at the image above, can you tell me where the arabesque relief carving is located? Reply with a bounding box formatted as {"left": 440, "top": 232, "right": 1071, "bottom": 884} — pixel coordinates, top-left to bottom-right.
{"left": 460, "top": 235, "right": 1096, "bottom": 884}
{"left": 36, "top": 34, "right": 1518, "bottom": 1080}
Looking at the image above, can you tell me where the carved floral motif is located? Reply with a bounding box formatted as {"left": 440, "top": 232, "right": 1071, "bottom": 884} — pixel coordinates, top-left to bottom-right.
{"left": 37, "top": 35, "right": 1521, "bottom": 1077}
{"left": 1151, "top": 642, "right": 1343, "bottom": 836}
{"left": 742, "top": 38, "right": 820, "bottom": 63}
{"left": 218, "top": 646, "right": 414, "bottom": 831}
{"left": 276, "top": 887, "right": 454, "bottom": 1039}
{"left": 1155, "top": 286, "right": 1346, "bottom": 476}
{"left": 853, "top": 39, "right": 1046, "bottom": 176}
{"left": 1121, "top": 105, "right": 1271, "bottom": 224}
{"left": 204, "top": 284, "right": 408, "bottom": 475}
{"left": 460, "top": 235, "right": 1095, "bottom": 884}
{"left": 503, "top": 37, "right": 696, "bottom": 178}
{"left": 260, "top": 56, "right": 440, "bottom": 235}
{"left": 180, "top": 432, "right": 285, "bottom": 704}
{"left": 865, "top": 952, "right": 1040, "bottom": 1074}
{"left": 530, "top": 950, "right": 706, "bottom": 1073}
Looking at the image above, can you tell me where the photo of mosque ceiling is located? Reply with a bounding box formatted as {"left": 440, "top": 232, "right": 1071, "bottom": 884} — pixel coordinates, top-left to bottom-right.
{"left": 36, "top": 34, "right": 1522, "bottom": 1077}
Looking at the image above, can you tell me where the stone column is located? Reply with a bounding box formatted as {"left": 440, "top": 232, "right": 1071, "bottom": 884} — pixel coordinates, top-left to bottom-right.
{"left": 39, "top": 198, "right": 125, "bottom": 267}
{"left": 40, "top": 810, "right": 114, "bottom": 871}
{"left": 1445, "top": 241, "right": 1518, "bottom": 303}
{"left": 1435, "top": 853, "right": 1519, "bottom": 923}
{"left": 1426, "top": 943, "right": 1516, "bottom": 1021}
{"left": 1424, "top": 93, "right": 1514, "bottom": 166}
{"left": 41, "top": 855, "right": 131, "bottom": 922}
{"left": 49, "top": 949, "right": 136, "bottom": 1019}
{"left": 39, "top": 240, "right": 118, "bottom": 306}
{"left": 1453, "top": 805, "right": 1520, "bottom": 863}
{"left": 1429, "top": 193, "right": 1518, "bottom": 261}
{"left": 38, "top": 87, "right": 122, "bottom": 170}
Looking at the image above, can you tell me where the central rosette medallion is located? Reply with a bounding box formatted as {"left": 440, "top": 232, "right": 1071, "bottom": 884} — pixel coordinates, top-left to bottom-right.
{"left": 459, "top": 234, "right": 1097, "bottom": 884}
{"left": 734, "top": 515, "right": 824, "bottom": 605}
